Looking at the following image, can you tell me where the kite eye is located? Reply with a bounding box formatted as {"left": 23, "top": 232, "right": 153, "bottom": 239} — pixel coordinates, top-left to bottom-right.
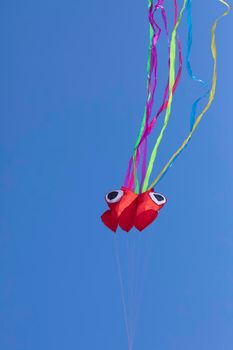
{"left": 106, "top": 190, "right": 124, "bottom": 204}
{"left": 149, "top": 192, "right": 166, "bottom": 206}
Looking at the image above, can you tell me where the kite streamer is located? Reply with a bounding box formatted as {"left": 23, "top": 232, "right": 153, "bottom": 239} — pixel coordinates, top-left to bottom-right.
{"left": 127, "top": 0, "right": 164, "bottom": 194}
{"left": 125, "top": 0, "right": 182, "bottom": 193}
{"left": 186, "top": 0, "right": 209, "bottom": 130}
{"left": 149, "top": 0, "right": 230, "bottom": 189}
{"left": 142, "top": 0, "right": 188, "bottom": 192}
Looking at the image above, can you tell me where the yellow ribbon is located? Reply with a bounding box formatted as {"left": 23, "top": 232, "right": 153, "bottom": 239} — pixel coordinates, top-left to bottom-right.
{"left": 148, "top": 0, "right": 230, "bottom": 190}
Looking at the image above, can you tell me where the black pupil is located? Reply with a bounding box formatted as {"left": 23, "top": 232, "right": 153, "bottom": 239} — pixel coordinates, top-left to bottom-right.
{"left": 153, "top": 193, "right": 164, "bottom": 202}
{"left": 107, "top": 191, "right": 119, "bottom": 200}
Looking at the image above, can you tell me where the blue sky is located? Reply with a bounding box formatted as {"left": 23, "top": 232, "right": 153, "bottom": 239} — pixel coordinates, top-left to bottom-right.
{"left": 0, "top": 1, "right": 232, "bottom": 349}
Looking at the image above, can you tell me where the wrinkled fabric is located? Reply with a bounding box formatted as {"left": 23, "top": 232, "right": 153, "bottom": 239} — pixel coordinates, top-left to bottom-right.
{"left": 101, "top": 187, "right": 166, "bottom": 233}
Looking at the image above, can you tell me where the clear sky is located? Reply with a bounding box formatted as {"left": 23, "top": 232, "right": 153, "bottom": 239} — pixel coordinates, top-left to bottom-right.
{"left": 0, "top": 1, "right": 232, "bottom": 349}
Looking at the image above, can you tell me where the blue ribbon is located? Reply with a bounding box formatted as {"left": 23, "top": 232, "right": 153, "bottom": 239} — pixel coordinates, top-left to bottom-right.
{"left": 156, "top": 0, "right": 210, "bottom": 185}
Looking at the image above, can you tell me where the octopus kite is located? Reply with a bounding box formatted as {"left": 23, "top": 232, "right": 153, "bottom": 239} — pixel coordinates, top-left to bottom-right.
{"left": 101, "top": 0, "right": 230, "bottom": 233}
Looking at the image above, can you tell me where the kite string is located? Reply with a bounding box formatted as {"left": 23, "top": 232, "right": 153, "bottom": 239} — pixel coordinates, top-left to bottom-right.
{"left": 114, "top": 237, "right": 131, "bottom": 349}
{"left": 142, "top": 0, "right": 188, "bottom": 192}
{"left": 149, "top": 0, "right": 230, "bottom": 189}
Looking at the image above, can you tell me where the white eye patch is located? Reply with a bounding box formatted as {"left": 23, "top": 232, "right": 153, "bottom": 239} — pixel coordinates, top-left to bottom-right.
{"left": 105, "top": 190, "right": 124, "bottom": 204}
{"left": 149, "top": 192, "right": 166, "bottom": 206}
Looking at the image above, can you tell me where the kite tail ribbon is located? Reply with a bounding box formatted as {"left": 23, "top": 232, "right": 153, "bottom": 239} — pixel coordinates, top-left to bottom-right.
{"left": 142, "top": 0, "right": 188, "bottom": 192}
{"left": 148, "top": 0, "right": 230, "bottom": 189}
{"left": 124, "top": 0, "right": 163, "bottom": 193}
{"left": 186, "top": 0, "right": 210, "bottom": 130}
{"left": 125, "top": 0, "right": 183, "bottom": 193}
